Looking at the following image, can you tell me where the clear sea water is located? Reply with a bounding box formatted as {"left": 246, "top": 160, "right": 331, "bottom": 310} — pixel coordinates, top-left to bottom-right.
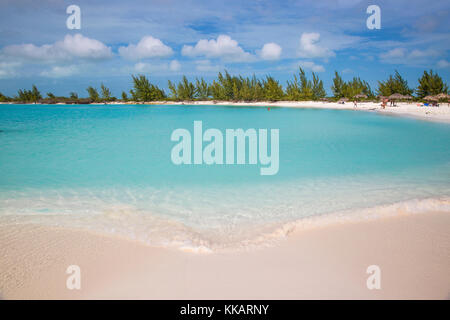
{"left": 1, "top": 104, "right": 449, "bottom": 251}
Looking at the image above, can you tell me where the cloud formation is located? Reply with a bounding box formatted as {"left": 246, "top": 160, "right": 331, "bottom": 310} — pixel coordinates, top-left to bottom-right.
{"left": 437, "top": 60, "right": 450, "bottom": 69}
{"left": 0, "top": 61, "right": 20, "bottom": 78}
{"left": 119, "top": 36, "right": 173, "bottom": 60}
{"left": 40, "top": 65, "right": 79, "bottom": 78}
{"left": 182, "top": 35, "right": 252, "bottom": 62}
{"left": 2, "top": 34, "right": 112, "bottom": 62}
{"left": 169, "top": 60, "right": 181, "bottom": 72}
{"left": 297, "top": 33, "right": 335, "bottom": 60}
{"left": 297, "top": 60, "right": 325, "bottom": 72}
{"left": 380, "top": 48, "right": 441, "bottom": 65}
{"left": 260, "top": 43, "right": 282, "bottom": 60}
{"left": 133, "top": 59, "right": 181, "bottom": 73}
{"left": 195, "top": 60, "right": 222, "bottom": 72}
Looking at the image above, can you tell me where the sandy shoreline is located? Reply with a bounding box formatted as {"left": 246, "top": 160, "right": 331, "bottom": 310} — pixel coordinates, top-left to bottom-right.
{"left": 1, "top": 211, "right": 449, "bottom": 299}
{"left": 2, "top": 101, "right": 450, "bottom": 123}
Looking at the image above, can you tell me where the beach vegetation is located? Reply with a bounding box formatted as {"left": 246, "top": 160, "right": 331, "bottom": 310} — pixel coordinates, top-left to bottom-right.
{"left": 100, "top": 83, "right": 115, "bottom": 102}
{"left": 70, "top": 92, "right": 78, "bottom": 100}
{"left": 130, "top": 74, "right": 165, "bottom": 102}
{"left": 46, "top": 92, "right": 56, "bottom": 99}
{"left": 377, "top": 70, "right": 413, "bottom": 96}
{"left": 286, "top": 68, "right": 326, "bottom": 101}
{"left": 416, "top": 70, "right": 448, "bottom": 98}
{"left": 195, "top": 77, "right": 210, "bottom": 100}
{"left": 15, "top": 85, "right": 42, "bottom": 103}
{"left": 86, "top": 86, "right": 100, "bottom": 102}
{"left": 262, "top": 76, "right": 284, "bottom": 101}
{"left": 0, "top": 92, "right": 11, "bottom": 102}
{"left": 331, "top": 71, "right": 373, "bottom": 100}
{"left": 3, "top": 69, "right": 448, "bottom": 104}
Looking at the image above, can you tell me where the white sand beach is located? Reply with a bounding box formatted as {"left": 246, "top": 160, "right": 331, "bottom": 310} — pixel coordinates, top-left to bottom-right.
{"left": 0, "top": 211, "right": 449, "bottom": 300}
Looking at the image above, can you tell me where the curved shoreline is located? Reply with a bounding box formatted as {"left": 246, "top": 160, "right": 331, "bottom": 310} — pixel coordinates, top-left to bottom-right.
{"left": 1, "top": 209, "right": 449, "bottom": 299}
{"left": 1, "top": 196, "right": 449, "bottom": 253}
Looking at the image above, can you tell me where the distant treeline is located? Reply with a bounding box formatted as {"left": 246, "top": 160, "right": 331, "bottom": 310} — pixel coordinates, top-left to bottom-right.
{"left": 0, "top": 69, "right": 448, "bottom": 104}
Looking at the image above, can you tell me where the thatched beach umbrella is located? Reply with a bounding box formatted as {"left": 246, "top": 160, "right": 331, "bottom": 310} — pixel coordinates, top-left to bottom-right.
{"left": 424, "top": 95, "right": 438, "bottom": 101}
{"left": 354, "top": 94, "right": 368, "bottom": 100}
{"left": 388, "top": 93, "right": 404, "bottom": 100}
{"left": 338, "top": 98, "right": 348, "bottom": 103}
{"left": 387, "top": 93, "right": 404, "bottom": 106}
{"left": 401, "top": 95, "right": 413, "bottom": 100}
{"left": 435, "top": 93, "right": 449, "bottom": 100}
{"left": 435, "top": 93, "right": 450, "bottom": 106}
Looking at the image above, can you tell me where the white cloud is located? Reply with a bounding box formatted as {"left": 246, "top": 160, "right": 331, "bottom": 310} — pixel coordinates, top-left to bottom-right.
{"left": 133, "top": 61, "right": 176, "bottom": 73}
{"left": 119, "top": 36, "right": 173, "bottom": 60}
{"left": 0, "top": 61, "right": 20, "bottom": 78}
{"left": 297, "top": 61, "right": 325, "bottom": 72}
{"left": 342, "top": 68, "right": 353, "bottom": 74}
{"left": 380, "top": 48, "right": 441, "bottom": 65}
{"left": 380, "top": 48, "right": 406, "bottom": 60}
{"left": 40, "top": 65, "right": 79, "bottom": 78}
{"left": 182, "top": 35, "right": 252, "bottom": 62}
{"left": 260, "top": 42, "right": 282, "bottom": 60}
{"left": 2, "top": 34, "right": 112, "bottom": 62}
{"left": 195, "top": 60, "right": 222, "bottom": 72}
{"left": 169, "top": 60, "right": 181, "bottom": 71}
{"left": 134, "top": 62, "right": 154, "bottom": 72}
{"left": 437, "top": 60, "right": 450, "bottom": 68}
{"left": 297, "top": 32, "right": 335, "bottom": 60}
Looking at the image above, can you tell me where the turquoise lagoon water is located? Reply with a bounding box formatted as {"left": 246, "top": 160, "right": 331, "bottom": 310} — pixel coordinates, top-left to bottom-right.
{"left": 1, "top": 104, "right": 449, "bottom": 250}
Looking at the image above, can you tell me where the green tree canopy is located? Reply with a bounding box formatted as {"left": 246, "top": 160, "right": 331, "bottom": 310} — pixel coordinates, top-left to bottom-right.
{"left": 416, "top": 70, "right": 448, "bottom": 98}
{"left": 331, "top": 71, "right": 373, "bottom": 99}
{"left": 377, "top": 70, "right": 413, "bottom": 96}
{"left": 86, "top": 86, "right": 100, "bottom": 102}
{"left": 100, "top": 83, "right": 113, "bottom": 101}
{"left": 263, "top": 76, "right": 284, "bottom": 101}
{"left": 130, "top": 74, "right": 165, "bottom": 101}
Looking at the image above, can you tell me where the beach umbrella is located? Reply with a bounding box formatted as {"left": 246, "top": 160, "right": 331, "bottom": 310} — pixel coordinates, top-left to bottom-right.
{"left": 424, "top": 95, "right": 438, "bottom": 101}
{"left": 388, "top": 93, "right": 404, "bottom": 100}
{"left": 338, "top": 98, "right": 348, "bottom": 103}
{"left": 401, "top": 95, "right": 413, "bottom": 100}
{"left": 354, "top": 94, "right": 368, "bottom": 100}
{"left": 435, "top": 93, "right": 449, "bottom": 100}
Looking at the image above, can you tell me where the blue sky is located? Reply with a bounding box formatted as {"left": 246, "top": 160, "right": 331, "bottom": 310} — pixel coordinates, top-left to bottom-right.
{"left": 0, "top": 0, "right": 449, "bottom": 97}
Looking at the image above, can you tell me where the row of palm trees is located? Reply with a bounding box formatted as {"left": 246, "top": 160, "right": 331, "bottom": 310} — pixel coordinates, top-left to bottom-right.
{"left": 0, "top": 69, "right": 447, "bottom": 104}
